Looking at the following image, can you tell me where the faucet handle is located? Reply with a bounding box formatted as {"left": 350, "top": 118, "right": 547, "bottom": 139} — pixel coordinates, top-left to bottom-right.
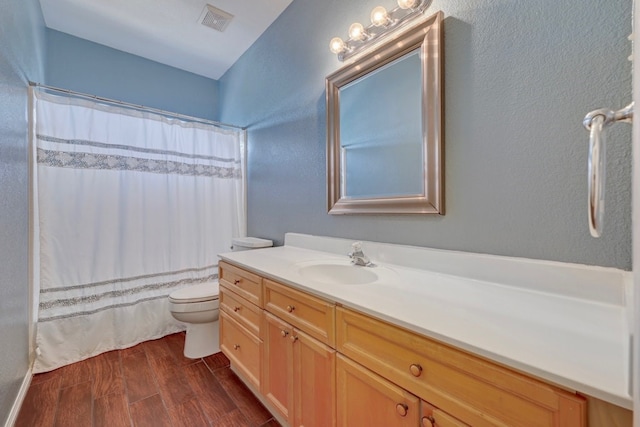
{"left": 351, "top": 241, "right": 363, "bottom": 252}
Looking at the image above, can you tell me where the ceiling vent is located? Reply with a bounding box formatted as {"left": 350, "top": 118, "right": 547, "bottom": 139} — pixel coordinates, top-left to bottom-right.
{"left": 199, "top": 4, "right": 234, "bottom": 32}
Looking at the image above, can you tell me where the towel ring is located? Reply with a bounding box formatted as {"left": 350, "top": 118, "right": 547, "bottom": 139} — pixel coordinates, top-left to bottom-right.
{"left": 582, "top": 102, "right": 633, "bottom": 238}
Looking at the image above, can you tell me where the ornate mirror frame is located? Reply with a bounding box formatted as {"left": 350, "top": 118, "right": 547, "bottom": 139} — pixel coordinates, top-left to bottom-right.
{"left": 326, "top": 11, "right": 443, "bottom": 215}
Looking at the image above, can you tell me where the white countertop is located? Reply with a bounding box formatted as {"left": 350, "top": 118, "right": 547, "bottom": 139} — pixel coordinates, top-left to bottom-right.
{"left": 219, "top": 233, "right": 633, "bottom": 409}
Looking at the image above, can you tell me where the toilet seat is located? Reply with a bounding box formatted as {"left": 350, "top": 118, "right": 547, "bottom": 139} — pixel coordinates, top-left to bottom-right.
{"left": 169, "top": 281, "right": 219, "bottom": 304}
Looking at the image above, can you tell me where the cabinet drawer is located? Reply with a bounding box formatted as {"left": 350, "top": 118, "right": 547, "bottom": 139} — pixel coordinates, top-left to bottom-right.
{"left": 337, "top": 354, "right": 419, "bottom": 427}
{"left": 264, "top": 279, "right": 335, "bottom": 346}
{"left": 220, "top": 310, "right": 262, "bottom": 390}
{"left": 422, "top": 401, "right": 469, "bottom": 427}
{"left": 220, "top": 285, "right": 263, "bottom": 338}
{"left": 337, "top": 307, "right": 586, "bottom": 427}
{"left": 219, "top": 261, "right": 263, "bottom": 307}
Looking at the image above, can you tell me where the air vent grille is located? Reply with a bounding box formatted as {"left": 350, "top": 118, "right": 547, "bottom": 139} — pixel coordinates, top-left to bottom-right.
{"left": 199, "top": 4, "right": 234, "bottom": 32}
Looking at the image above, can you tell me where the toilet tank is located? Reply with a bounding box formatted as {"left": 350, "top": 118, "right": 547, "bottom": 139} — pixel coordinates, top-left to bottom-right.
{"left": 231, "top": 237, "right": 273, "bottom": 251}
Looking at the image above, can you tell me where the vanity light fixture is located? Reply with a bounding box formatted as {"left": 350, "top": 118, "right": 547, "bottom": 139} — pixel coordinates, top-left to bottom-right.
{"left": 329, "top": 37, "right": 347, "bottom": 54}
{"left": 348, "top": 22, "right": 368, "bottom": 41}
{"left": 329, "top": 0, "right": 432, "bottom": 61}
{"left": 397, "top": 0, "right": 419, "bottom": 9}
{"left": 370, "top": 6, "right": 391, "bottom": 27}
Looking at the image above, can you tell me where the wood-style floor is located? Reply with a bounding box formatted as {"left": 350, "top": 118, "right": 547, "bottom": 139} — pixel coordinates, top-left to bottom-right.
{"left": 15, "top": 332, "right": 280, "bottom": 427}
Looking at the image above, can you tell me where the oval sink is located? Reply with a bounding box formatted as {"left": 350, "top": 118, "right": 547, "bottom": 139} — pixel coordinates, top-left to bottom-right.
{"left": 292, "top": 260, "right": 395, "bottom": 286}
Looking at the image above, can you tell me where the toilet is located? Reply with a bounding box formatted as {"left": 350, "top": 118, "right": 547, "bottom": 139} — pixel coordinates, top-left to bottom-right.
{"left": 168, "top": 237, "right": 273, "bottom": 358}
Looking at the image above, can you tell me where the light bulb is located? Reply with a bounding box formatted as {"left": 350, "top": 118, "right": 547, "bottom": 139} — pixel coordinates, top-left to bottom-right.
{"left": 348, "top": 22, "right": 367, "bottom": 41}
{"left": 370, "top": 6, "right": 389, "bottom": 27}
{"left": 329, "top": 37, "right": 346, "bottom": 54}
{"left": 397, "top": 0, "right": 418, "bottom": 9}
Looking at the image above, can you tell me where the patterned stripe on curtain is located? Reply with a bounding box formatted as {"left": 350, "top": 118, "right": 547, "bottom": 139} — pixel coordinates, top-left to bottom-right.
{"left": 32, "top": 91, "right": 246, "bottom": 372}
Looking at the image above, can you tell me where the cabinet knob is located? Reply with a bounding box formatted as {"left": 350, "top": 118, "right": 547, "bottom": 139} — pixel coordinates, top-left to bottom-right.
{"left": 233, "top": 344, "right": 240, "bottom": 350}
{"left": 421, "top": 415, "right": 436, "bottom": 427}
{"left": 409, "top": 363, "right": 423, "bottom": 377}
{"left": 281, "top": 330, "right": 289, "bottom": 338}
{"left": 286, "top": 305, "right": 295, "bottom": 313}
{"left": 396, "top": 403, "right": 408, "bottom": 417}
{"left": 290, "top": 335, "right": 298, "bottom": 343}
{"left": 233, "top": 306, "right": 241, "bottom": 312}
{"left": 233, "top": 279, "right": 241, "bottom": 285}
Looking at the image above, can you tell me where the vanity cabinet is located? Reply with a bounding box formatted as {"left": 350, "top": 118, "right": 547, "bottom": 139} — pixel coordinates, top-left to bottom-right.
{"left": 263, "top": 282, "right": 337, "bottom": 427}
{"left": 336, "top": 306, "right": 587, "bottom": 427}
{"left": 219, "top": 261, "right": 588, "bottom": 427}
{"left": 338, "top": 350, "right": 470, "bottom": 427}
{"left": 219, "top": 261, "right": 264, "bottom": 390}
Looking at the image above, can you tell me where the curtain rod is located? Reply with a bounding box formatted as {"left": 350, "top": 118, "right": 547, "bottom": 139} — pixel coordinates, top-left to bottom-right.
{"left": 29, "top": 82, "right": 246, "bottom": 131}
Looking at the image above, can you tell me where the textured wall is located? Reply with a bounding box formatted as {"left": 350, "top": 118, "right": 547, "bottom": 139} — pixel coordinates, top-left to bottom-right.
{"left": 46, "top": 29, "right": 220, "bottom": 121}
{"left": 0, "top": 0, "right": 46, "bottom": 422}
{"left": 219, "top": 0, "right": 632, "bottom": 269}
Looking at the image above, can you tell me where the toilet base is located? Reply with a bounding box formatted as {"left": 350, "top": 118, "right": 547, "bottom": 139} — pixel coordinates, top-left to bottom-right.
{"left": 184, "top": 320, "right": 220, "bottom": 359}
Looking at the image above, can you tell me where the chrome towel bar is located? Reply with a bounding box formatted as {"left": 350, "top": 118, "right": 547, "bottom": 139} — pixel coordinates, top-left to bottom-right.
{"left": 582, "top": 102, "right": 633, "bottom": 238}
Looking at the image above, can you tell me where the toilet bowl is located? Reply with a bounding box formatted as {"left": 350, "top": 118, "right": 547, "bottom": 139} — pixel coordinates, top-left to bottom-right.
{"left": 168, "top": 281, "right": 220, "bottom": 359}
{"left": 168, "top": 237, "right": 273, "bottom": 359}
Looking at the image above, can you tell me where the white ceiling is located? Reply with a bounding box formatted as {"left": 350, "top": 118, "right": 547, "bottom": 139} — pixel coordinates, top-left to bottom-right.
{"left": 39, "top": 0, "right": 294, "bottom": 80}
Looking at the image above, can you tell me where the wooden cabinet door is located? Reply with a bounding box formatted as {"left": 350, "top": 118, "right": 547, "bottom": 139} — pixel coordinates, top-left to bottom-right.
{"left": 337, "top": 354, "right": 419, "bottom": 427}
{"left": 263, "top": 311, "right": 294, "bottom": 424}
{"left": 293, "top": 328, "right": 336, "bottom": 427}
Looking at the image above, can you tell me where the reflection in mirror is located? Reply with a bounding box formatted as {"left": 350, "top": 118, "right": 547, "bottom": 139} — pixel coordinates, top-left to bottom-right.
{"left": 340, "top": 50, "right": 423, "bottom": 198}
{"left": 326, "top": 11, "right": 443, "bottom": 215}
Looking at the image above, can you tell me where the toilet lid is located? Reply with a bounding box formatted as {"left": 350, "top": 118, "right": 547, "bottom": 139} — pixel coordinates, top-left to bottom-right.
{"left": 169, "top": 281, "right": 219, "bottom": 303}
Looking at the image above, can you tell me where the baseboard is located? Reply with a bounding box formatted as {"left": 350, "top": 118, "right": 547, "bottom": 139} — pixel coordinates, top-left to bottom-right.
{"left": 4, "top": 367, "right": 32, "bottom": 427}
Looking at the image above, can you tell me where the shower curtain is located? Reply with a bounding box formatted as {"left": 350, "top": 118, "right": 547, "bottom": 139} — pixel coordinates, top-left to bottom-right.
{"left": 32, "top": 91, "right": 246, "bottom": 373}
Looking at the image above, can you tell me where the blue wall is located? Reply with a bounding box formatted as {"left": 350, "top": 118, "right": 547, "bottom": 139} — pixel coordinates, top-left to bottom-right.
{"left": 219, "top": 0, "right": 633, "bottom": 269}
{"left": 46, "top": 29, "right": 220, "bottom": 121}
{"left": 0, "top": 0, "right": 46, "bottom": 421}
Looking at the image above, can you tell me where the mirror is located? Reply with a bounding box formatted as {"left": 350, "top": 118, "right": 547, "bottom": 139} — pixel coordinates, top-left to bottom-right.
{"left": 326, "top": 11, "right": 443, "bottom": 214}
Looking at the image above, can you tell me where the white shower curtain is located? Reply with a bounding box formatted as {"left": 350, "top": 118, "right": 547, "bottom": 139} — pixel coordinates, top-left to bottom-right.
{"left": 32, "top": 91, "right": 246, "bottom": 372}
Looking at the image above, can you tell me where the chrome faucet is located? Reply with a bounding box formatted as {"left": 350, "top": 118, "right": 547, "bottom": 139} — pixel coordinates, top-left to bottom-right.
{"left": 349, "top": 242, "right": 374, "bottom": 267}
